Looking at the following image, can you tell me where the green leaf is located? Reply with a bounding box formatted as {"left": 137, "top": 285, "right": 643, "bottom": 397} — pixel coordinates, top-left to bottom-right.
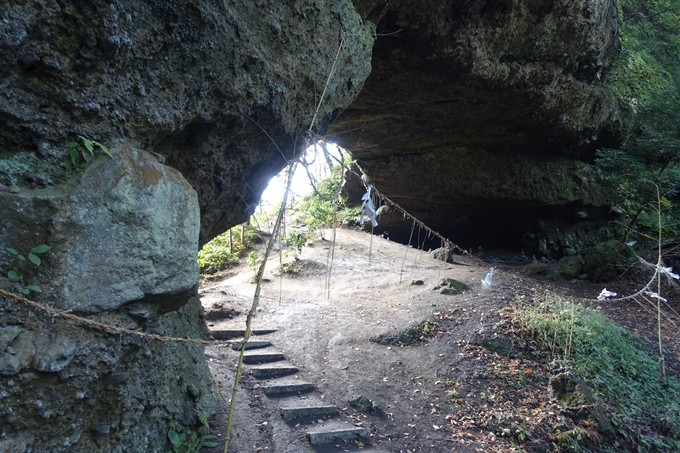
{"left": 66, "top": 141, "right": 79, "bottom": 149}
{"left": 25, "top": 285, "right": 41, "bottom": 293}
{"left": 70, "top": 148, "right": 78, "bottom": 165}
{"left": 28, "top": 253, "right": 41, "bottom": 266}
{"left": 197, "top": 411, "right": 208, "bottom": 426}
{"left": 22, "top": 288, "right": 30, "bottom": 295}
{"left": 17, "top": 254, "right": 26, "bottom": 262}
{"left": 31, "top": 244, "right": 52, "bottom": 254}
{"left": 92, "top": 139, "right": 111, "bottom": 157}
{"left": 6, "top": 248, "right": 18, "bottom": 255}
{"left": 7, "top": 270, "right": 20, "bottom": 279}
{"left": 167, "top": 430, "right": 180, "bottom": 446}
{"left": 79, "top": 136, "right": 95, "bottom": 154}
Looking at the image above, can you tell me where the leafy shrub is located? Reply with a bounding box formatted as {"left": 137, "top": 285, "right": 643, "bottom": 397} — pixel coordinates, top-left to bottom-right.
{"left": 197, "top": 224, "right": 259, "bottom": 276}
{"left": 282, "top": 231, "right": 309, "bottom": 257}
{"left": 294, "top": 167, "right": 358, "bottom": 238}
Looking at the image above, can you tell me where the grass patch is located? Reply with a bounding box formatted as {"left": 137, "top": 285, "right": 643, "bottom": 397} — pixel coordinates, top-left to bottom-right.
{"left": 509, "top": 295, "right": 680, "bottom": 451}
{"left": 197, "top": 224, "right": 259, "bottom": 276}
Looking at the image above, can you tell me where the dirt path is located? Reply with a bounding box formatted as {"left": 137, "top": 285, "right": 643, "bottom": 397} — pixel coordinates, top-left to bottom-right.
{"left": 200, "top": 228, "right": 680, "bottom": 453}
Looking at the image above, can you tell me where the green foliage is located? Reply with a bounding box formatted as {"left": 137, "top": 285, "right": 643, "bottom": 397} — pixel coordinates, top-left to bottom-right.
{"left": 165, "top": 412, "right": 217, "bottom": 453}
{"left": 597, "top": 1, "right": 680, "bottom": 252}
{"left": 246, "top": 251, "right": 261, "bottom": 270}
{"left": 282, "top": 230, "right": 309, "bottom": 259}
{"left": 294, "top": 167, "right": 358, "bottom": 239}
{"left": 608, "top": 0, "right": 680, "bottom": 117}
{"left": 4, "top": 244, "right": 51, "bottom": 294}
{"left": 596, "top": 139, "right": 680, "bottom": 247}
{"left": 62, "top": 136, "right": 112, "bottom": 172}
{"left": 513, "top": 297, "right": 680, "bottom": 450}
{"left": 197, "top": 224, "right": 259, "bottom": 276}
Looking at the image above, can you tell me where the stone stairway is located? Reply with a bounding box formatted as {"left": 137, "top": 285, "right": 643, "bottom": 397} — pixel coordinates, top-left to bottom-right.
{"left": 232, "top": 338, "right": 368, "bottom": 446}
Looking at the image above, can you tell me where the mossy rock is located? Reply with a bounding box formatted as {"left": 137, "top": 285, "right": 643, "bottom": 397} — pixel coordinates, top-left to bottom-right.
{"left": 522, "top": 262, "right": 547, "bottom": 275}
{"left": 473, "top": 331, "right": 513, "bottom": 356}
{"left": 554, "top": 255, "right": 584, "bottom": 280}
{"left": 436, "top": 278, "right": 467, "bottom": 295}
{"left": 550, "top": 372, "right": 615, "bottom": 439}
{"left": 349, "top": 395, "right": 381, "bottom": 413}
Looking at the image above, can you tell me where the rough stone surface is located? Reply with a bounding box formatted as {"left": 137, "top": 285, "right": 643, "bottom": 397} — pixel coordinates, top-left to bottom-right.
{"left": 553, "top": 255, "right": 585, "bottom": 281}
{"left": 0, "top": 294, "right": 216, "bottom": 453}
{"left": 0, "top": 0, "right": 375, "bottom": 244}
{"left": 348, "top": 394, "right": 380, "bottom": 413}
{"left": 334, "top": 0, "right": 624, "bottom": 255}
{"left": 431, "top": 247, "right": 455, "bottom": 263}
{"left": 434, "top": 277, "right": 467, "bottom": 295}
{"left": 0, "top": 145, "right": 199, "bottom": 313}
{"left": 473, "top": 330, "right": 514, "bottom": 357}
{"left": 0, "top": 144, "right": 215, "bottom": 452}
{"left": 0, "top": 2, "right": 372, "bottom": 452}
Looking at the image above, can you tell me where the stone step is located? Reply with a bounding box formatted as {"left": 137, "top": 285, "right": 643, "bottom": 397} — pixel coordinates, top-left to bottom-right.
{"left": 281, "top": 404, "right": 338, "bottom": 421}
{"left": 306, "top": 424, "right": 367, "bottom": 445}
{"left": 210, "top": 328, "right": 277, "bottom": 340}
{"left": 242, "top": 352, "right": 285, "bottom": 364}
{"left": 263, "top": 381, "right": 315, "bottom": 396}
{"left": 250, "top": 365, "right": 298, "bottom": 379}
{"left": 230, "top": 340, "right": 272, "bottom": 351}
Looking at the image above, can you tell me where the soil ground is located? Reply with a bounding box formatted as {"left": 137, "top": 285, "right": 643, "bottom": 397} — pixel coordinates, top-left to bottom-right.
{"left": 200, "top": 228, "right": 680, "bottom": 453}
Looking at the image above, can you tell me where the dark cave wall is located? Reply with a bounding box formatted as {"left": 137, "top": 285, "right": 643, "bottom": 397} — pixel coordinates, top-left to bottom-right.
{"left": 334, "top": 0, "right": 624, "bottom": 256}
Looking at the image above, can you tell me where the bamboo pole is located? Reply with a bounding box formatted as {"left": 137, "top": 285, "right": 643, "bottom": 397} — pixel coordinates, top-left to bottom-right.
{"left": 222, "top": 162, "right": 297, "bottom": 453}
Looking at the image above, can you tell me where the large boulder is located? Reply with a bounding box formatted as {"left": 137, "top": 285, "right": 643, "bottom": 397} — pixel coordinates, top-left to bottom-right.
{"left": 1, "top": 1, "right": 375, "bottom": 451}
{"left": 1, "top": 145, "right": 199, "bottom": 313}
{"left": 0, "top": 145, "right": 216, "bottom": 452}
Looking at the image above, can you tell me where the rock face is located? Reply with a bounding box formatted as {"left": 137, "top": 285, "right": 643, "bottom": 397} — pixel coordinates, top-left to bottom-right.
{"left": 0, "top": 145, "right": 215, "bottom": 452}
{"left": 1, "top": 2, "right": 375, "bottom": 451}
{"left": 0, "top": 145, "right": 200, "bottom": 314}
{"left": 333, "top": 0, "right": 624, "bottom": 256}
{"left": 1, "top": 0, "right": 375, "bottom": 244}
{"left": 0, "top": 295, "right": 216, "bottom": 453}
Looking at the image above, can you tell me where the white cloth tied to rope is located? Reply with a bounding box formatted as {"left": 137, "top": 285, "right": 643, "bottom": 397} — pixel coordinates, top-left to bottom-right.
{"left": 360, "top": 185, "right": 378, "bottom": 227}
{"left": 481, "top": 267, "right": 494, "bottom": 290}
{"left": 644, "top": 291, "right": 668, "bottom": 302}
{"left": 659, "top": 266, "right": 680, "bottom": 280}
{"left": 597, "top": 288, "right": 617, "bottom": 300}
